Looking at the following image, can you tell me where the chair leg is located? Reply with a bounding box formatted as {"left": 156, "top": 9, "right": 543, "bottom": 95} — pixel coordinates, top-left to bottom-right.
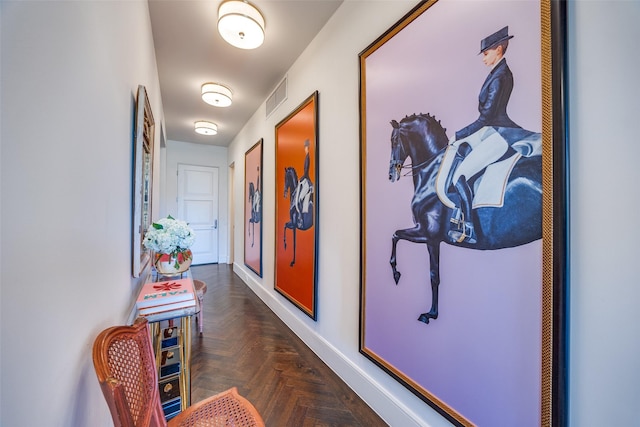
{"left": 198, "top": 294, "right": 204, "bottom": 335}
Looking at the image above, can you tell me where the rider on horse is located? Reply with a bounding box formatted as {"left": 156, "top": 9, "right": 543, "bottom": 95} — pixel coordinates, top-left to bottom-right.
{"left": 251, "top": 166, "right": 261, "bottom": 218}
{"left": 448, "top": 26, "right": 523, "bottom": 245}
{"left": 294, "top": 139, "right": 313, "bottom": 228}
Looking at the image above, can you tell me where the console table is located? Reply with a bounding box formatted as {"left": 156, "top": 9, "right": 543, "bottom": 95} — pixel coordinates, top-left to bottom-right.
{"left": 136, "top": 273, "right": 199, "bottom": 420}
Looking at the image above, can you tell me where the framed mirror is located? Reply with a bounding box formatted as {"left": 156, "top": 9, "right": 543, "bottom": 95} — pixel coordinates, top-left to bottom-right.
{"left": 132, "top": 85, "right": 154, "bottom": 278}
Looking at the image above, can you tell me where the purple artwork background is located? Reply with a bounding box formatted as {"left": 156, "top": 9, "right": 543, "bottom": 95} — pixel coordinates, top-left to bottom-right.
{"left": 362, "top": 1, "right": 542, "bottom": 425}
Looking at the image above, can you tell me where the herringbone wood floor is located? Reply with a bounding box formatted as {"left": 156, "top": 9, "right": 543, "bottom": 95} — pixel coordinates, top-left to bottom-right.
{"left": 189, "top": 263, "right": 388, "bottom": 427}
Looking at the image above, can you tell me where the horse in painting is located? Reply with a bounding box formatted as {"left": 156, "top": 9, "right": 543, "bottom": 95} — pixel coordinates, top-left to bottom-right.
{"left": 283, "top": 166, "right": 314, "bottom": 267}
{"left": 248, "top": 181, "right": 261, "bottom": 247}
{"left": 387, "top": 113, "right": 542, "bottom": 323}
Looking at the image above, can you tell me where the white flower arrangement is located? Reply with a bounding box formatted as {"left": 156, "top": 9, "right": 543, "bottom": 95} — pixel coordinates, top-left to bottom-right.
{"left": 143, "top": 215, "right": 195, "bottom": 257}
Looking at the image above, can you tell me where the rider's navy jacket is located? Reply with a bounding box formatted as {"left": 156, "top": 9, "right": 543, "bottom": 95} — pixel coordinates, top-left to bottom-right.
{"left": 455, "top": 58, "right": 521, "bottom": 140}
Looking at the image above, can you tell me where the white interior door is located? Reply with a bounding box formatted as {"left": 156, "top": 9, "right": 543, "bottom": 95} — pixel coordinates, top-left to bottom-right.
{"left": 178, "top": 164, "right": 219, "bottom": 264}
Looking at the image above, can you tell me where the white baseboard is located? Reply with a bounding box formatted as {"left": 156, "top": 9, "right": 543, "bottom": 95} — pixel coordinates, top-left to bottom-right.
{"left": 231, "top": 263, "right": 431, "bottom": 427}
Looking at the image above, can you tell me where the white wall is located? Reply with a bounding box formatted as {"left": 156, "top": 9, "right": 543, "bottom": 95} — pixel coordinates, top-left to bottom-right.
{"left": 162, "top": 140, "right": 230, "bottom": 263}
{"left": 568, "top": 1, "right": 640, "bottom": 426}
{"left": 1, "top": 1, "right": 164, "bottom": 426}
{"left": 229, "top": 1, "right": 640, "bottom": 426}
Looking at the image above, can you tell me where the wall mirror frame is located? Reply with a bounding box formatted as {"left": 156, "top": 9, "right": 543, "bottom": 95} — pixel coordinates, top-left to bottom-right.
{"left": 132, "top": 85, "right": 155, "bottom": 278}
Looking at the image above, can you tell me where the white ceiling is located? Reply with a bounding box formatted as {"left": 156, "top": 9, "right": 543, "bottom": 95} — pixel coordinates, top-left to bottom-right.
{"left": 148, "top": 0, "right": 344, "bottom": 147}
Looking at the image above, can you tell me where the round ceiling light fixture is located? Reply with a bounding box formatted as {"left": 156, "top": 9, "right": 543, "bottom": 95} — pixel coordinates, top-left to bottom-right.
{"left": 201, "top": 83, "right": 233, "bottom": 107}
{"left": 217, "top": 0, "right": 265, "bottom": 50}
{"left": 194, "top": 121, "right": 218, "bottom": 136}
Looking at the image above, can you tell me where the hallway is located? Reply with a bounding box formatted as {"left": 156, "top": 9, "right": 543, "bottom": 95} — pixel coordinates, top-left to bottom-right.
{"left": 189, "top": 264, "right": 388, "bottom": 426}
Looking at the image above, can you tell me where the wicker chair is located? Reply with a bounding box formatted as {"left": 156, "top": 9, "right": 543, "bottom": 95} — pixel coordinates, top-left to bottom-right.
{"left": 93, "top": 317, "right": 264, "bottom": 427}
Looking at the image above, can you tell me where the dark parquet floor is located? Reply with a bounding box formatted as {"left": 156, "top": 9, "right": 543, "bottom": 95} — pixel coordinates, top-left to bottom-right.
{"left": 189, "top": 263, "right": 388, "bottom": 427}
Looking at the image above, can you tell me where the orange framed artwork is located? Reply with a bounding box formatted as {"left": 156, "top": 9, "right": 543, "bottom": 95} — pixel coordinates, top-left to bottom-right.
{"left": 274, "top": 91, "right": 319, "bottom": 320}
{"left": 244, "top": 139, "right": 263, "bottom": 277}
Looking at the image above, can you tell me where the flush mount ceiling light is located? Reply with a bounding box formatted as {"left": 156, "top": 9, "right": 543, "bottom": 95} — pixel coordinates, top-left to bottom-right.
{"left": 217, "top": 0, "right": 265, "bottom": 50}
{"left": 201, "top": 83, "right": 233, "bottom": 107}
{"left": 194, "top": 121, "right": 218, "bottom": 135}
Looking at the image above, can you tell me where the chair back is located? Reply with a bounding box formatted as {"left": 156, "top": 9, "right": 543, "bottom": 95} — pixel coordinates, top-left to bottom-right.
{"left": 93, "top": 317, "right": 167, "bottom": 427}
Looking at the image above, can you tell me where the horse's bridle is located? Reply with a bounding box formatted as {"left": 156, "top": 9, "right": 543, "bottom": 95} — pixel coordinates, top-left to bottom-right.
{"left": 391, "top": 134, "right": 445, "bottom": 178}
{"left": 389, "top": 135, "right": 407, "bottom": 178}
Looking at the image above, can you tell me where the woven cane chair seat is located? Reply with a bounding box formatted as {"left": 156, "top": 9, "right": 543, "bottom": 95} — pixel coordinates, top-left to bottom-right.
{"left": 93, "top": 317, "right": 264, "bottom": 427}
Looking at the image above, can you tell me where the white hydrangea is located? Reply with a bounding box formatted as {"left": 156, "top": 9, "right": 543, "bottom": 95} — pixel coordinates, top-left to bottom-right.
{"left": 143, "top": 215, "right": 195, "bottom": 255}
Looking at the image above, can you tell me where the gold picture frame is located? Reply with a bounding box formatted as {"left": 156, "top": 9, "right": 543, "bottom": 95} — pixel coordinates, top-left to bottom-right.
{"left": 274, "top": 92, "right": 319, "bottom": 320}
{"left": 244, "top": 138, "right": 263, "bottom": 277}
{"left": 359, "top": 1, "right": 567, "bottom": 425}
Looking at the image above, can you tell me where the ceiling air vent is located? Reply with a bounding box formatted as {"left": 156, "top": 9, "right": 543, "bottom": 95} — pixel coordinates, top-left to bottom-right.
{"left": 266, "top": 77, "right": 287, "bottom": 118}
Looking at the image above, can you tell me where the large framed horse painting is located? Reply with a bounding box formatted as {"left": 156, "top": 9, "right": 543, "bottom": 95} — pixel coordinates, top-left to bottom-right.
{"left": 359, "top": 1, "right": 567, "bottom": 426}
{"left": 244, "top": 138, "right": 263, "bottom": 277}
{"left": 275, "top": 92, "right": 319, "bottom": 320}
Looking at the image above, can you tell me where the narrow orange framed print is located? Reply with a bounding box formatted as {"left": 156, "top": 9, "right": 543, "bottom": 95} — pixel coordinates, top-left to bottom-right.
{"left": 244, "top": 139, "right": 263, "bottom": 277}
{"left": 274, "top": 92, "right": 319, "bottom": 320}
